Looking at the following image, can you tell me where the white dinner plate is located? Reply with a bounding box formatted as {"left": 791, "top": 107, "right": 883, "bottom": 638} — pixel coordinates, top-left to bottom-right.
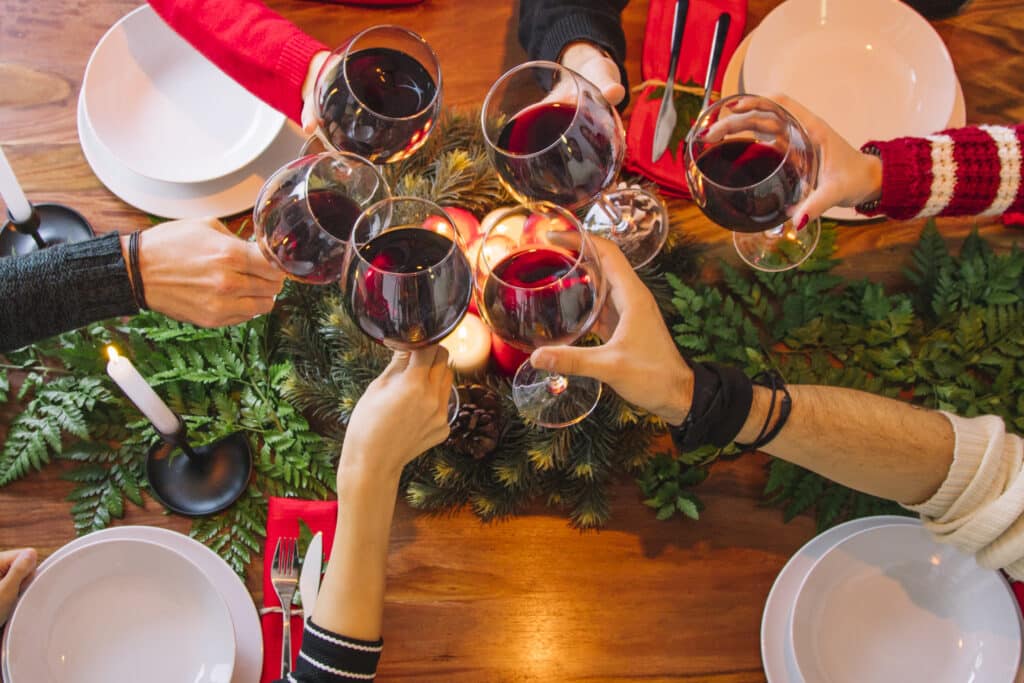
{"left": 723, "top": 23, "right": 965, "bottom": 222}
{"left": 82, "top": 5, "right": 284, "bottom": 184}
{"left": 1, "top": 526, "right": 262, "bottom": 683}
{"left": 791, "top": 523, "right": 1021, "bottom": 683}
{"left": 761, "top": 515, "right": 919, "bottom": 683}
{"left": 744, "top": 0, "right": 956, "bottom": 155}
{"left": 5, "top": 537, "right": 235, "bottom": 683}
{"left": 78, "top": 88, "right": 306, "bottom": 219}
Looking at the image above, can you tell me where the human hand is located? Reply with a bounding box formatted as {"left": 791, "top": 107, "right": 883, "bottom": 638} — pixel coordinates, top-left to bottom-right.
{"left": 529, "top": 238, "right": 693, "bottom": 425}
{"left": 0, "top": 548, "right": 37, "bottom": 627}
{"left": 559, "top": 42, "right": 625, "bottom": 107}
{"left": 128, "top": 218, "right": 285, "bottom": 328}
{"left": 340, "top": 346, "right": 453, "bottom": 484}
{"left": 301, "top": 50, "right": 331, "bottom": 135}
{"left": 718, "top": 94, "right": 883, "bottom": 227}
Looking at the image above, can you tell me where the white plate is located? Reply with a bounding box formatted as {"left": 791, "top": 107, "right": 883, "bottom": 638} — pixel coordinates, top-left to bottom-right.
{"left": 5, "top": 537, "right": 235, "bottom": 683}
{"left": 82, "top": 5, "right": 285, "bottom": 184}
{"left": 724, "top": 24, "right": 965, "bottom": 223}
{"left": 1, "top": 526, "right": 262, "bottom": 683}
{"left": 791, "top": 523, "right": 1021, "bottom": 683}
{"left": 78, "top": 87, "right": 306, "bottom": 219}
{"left": 761, "top": 515, "right": 919, "bottom": 682}
{"left": 744, "top": 0, "right": 956, "bottom": 154}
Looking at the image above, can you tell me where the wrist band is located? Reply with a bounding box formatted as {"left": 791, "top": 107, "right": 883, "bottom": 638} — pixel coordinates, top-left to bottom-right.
{"left": 128, "top": 231, "right": 148, "bottom": 310}
{"left": 734, "top": 371, "right": 793, "bottom": 452}
{"left": 670, "top": 360, "right": 753, "bottom": 452}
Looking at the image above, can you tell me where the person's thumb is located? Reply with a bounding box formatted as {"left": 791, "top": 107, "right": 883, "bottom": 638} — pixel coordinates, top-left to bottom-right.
{"left": 0, "top": 549, "right": 37, "bottom": 603}
{"left": 530, "top": 345, "right": 612, "bottom": 382}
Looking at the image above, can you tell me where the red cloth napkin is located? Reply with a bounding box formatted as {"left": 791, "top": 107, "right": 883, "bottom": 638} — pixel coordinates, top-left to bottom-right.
{"left": 261, "top": 496, "right": 339, "bottom": 683}
{"left": 624, "top": 0, "right": 748, "bottom": 197}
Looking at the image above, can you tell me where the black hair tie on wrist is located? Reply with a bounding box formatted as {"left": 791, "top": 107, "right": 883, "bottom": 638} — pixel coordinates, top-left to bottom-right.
{"left": 734, "top": 370, "right": 793, "bottom": 452}
{"left": 128, "top": 230, "right": 148, "bottom": 311}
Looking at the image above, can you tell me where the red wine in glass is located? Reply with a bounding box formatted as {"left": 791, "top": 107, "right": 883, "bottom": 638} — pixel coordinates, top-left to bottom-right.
{"left": 492, "top": 101, "right": 619, "bottom": 208}
{"left": 481, "top": 246, "right": 597, "bottom": 351}
{"left": 694, "top": 140, "right": 802, "bottom": 233}
{"left": 347, "top": 227, "right": 473, "bottom": 349}
{"left": 319, "top": 46, "right": 438, "bottom": 162}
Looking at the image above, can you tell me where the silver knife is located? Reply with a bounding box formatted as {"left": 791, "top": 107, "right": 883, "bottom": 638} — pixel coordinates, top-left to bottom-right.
{"left": 699, "top": 13, "right": 732, "bottom": 113}
{"left": 298, "top": 531, "right": 323, "bottom": 620}
{"left": 651, "top": 0, "right": 690, "bottom": 162}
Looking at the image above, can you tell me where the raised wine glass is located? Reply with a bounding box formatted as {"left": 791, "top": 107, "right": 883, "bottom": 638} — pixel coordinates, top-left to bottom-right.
{"left": 254, "top": 151, "right": 389, "bottom": 285}
{"left": 474, "top": 204, "right": 607, "bottom": 428}
{"left": 481, "top": 61, "right": 668, "bottom": 269}
{"left": 344, "top": 196, "right": 473, "bottom": 420}
{"left": 310, "top": 25, "right": 441, "bottom": 164}
{"left": 684, "top": 94, "right": 820, "bottom": 271}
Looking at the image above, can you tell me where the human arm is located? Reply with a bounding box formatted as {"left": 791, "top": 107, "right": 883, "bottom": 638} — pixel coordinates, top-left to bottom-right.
{"left": 0, "top": 549, "right": 37, "bottom": 627}
{"left": 750, "top": 95, "right": 1024, "bottom": 225}
{"left": 147, "top": 0, "right": 327, "bottom": 123}
{"left": 518, "top": 0, "right": 629, "bottom": 107}
{"left": 0, "top": 218, "right": 284, "bottom": 352}
{"left": 278, "top": 346, "right": 453, "bottom": 682}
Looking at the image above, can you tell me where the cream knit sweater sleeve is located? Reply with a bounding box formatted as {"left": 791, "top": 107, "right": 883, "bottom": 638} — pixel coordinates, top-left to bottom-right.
{"left": 902, "top": 413, "right": 1024, "bottom": 580}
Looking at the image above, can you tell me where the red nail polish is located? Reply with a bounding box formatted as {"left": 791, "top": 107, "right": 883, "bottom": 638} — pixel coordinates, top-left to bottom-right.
{"left": 796, "top": 215, "right": 809, "bottom": 231}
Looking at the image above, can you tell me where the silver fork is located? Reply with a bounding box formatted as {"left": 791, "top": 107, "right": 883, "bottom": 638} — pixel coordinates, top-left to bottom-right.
{"left": 271, "top": 537, "right": 300, "bottom": 677}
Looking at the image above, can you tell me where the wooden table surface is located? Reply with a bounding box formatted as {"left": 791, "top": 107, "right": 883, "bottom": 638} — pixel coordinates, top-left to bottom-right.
{"left": 1, "top": 1, "right": 1022, "bottom": 681}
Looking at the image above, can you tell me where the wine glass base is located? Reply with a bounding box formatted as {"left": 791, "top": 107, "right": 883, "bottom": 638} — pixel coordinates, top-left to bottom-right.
{"left": 0, "top": 203, "right": 95, "bottom": 257}
{"left": 146, "top": 432, "right": 253, "bottom": 517}
{"left": 582, "top": 187, "right": 669, "bottom": 269}
{"left": 512, "top": 362, "right": 601, "bottom": 428}
{"left": 733, "top": 217, "right": 821, "bottom": 272}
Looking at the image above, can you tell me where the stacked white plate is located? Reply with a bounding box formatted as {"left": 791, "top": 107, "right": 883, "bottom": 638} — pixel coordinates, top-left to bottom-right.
{"left": 78, "top": 4, "right": 306, "bottom": 219}
{"left": 721, "top": 0, "right": 966, "bottom": 222}
{"left": 761, "top": 516, "right": 1022, "bottom": 682}
{"left": 1, "top": 526, "right": 262, "bottom": 683}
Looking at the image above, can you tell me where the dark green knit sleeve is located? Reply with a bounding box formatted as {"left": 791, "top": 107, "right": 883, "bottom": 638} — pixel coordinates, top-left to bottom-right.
{"left": 518, "top": 0, "right": 631, "bottom": 108}
{"left": 0, "top": 232, "right": 138, "bottom": 352}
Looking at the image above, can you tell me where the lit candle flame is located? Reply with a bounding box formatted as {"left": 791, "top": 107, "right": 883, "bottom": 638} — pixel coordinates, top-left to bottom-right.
{"left": 106, "top": 345, "right": 120, "bottom": 362}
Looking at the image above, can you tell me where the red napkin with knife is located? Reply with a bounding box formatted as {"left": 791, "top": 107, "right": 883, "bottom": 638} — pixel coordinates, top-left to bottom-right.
{"left": 260, "top": 496, "right": 339, "bottom": 683}
{"left": 624, "top": 0, "right": 748, "bottom": 197}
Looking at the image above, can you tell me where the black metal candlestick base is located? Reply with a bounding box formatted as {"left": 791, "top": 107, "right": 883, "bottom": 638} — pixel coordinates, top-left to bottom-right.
{"left": 146, "top": 418, "right": 253, "bottom": 517}
{"left": 0, "top": 203, "right": 95, "bottom": 258}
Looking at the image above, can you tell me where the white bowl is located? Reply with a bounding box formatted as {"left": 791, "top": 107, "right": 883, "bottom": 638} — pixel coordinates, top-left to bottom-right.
{"left": 82, "top": 5, "right": 285, "bottom": 184}
{"left": 6, "top": 537, "right": 235, "bottom": 683}
{"left": 743, "top": 0, "right": 956, "bottom": 149}
{"left": 790, "top": 523, "right": 1020, "bottom": 683}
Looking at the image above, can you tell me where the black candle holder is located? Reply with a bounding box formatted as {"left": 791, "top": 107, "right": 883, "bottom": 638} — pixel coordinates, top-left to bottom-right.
{"left": 146, "top": 415, "right": 253, "bottom": 517}
{"left": 0, "top": 203, "right": 95, "bottom": 257}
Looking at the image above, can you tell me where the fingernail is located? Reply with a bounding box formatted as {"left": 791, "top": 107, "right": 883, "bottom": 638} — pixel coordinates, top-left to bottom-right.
{"left": 796, "top": 215, "right": 809, "bottom": 231}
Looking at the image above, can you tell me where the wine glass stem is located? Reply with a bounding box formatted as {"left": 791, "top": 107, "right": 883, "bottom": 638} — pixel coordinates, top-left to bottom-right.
{"left": 546, "top": 374, "right": 568, "bottom": 396}
{"left": 595, "top": 193, "right": 630, "bottom": 235}
{"left": 29, "top": 230, "right": 46, "bottom": 249}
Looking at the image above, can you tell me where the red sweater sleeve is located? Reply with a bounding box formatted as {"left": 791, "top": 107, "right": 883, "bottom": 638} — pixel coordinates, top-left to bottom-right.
{"left": 147, "top": 0, "right": 328, "bottom": 123}
{"left": 859, "top": 123, "right": 1024, "bottom": 221}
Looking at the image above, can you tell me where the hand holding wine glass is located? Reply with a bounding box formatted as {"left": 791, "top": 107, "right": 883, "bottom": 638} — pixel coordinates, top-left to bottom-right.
{"left": 474, "top": 204, "right": 607, "bottom": 428}
{"left": 254, "top": 152, "right": 389, "bottom": 285}
{"left": 685, "top": 94, "right": 820, "bottom": 271}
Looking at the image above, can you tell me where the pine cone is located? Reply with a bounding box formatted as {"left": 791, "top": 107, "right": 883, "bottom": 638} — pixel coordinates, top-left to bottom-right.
{"left": 446, "top": 384, "right": 502, "bottom": 459}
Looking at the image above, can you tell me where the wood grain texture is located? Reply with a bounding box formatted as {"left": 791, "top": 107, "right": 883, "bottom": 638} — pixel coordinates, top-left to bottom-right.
{"left": 1, "top": 0, "right": 1021, "bottom": 680}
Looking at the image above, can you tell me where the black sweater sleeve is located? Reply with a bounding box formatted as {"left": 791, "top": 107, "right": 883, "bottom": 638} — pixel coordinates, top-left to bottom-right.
{"left": 0, "top": 232, "right": 138, "bottom": 352}
{"left": 517, "top": 0, "right": 631, "bottom": 106}
{"left": 273, "top": 619, "right": 383, "bottom": 682}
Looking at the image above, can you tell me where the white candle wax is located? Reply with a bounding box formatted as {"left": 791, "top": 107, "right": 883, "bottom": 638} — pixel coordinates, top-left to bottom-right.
{"left": 105, "top": 346, "right": 180, "bottom": 434}
{"left": 0, "top": 146, "right": 33, "bottom": 223}
{"left": 440, "top": 313, "right": 492, "bottom": 377}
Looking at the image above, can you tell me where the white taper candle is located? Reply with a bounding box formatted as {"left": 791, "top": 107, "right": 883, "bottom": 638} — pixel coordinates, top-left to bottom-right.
{"left": 105, "top": 346, "right": 180, "bottom": 435}
{"left": 0, "top": 146, "right": 33, "bottom": 223}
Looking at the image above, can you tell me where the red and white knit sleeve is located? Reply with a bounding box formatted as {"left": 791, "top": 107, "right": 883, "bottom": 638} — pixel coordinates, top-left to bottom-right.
{"left": 858, "top": 123, "right": 1024, "bottom": 220}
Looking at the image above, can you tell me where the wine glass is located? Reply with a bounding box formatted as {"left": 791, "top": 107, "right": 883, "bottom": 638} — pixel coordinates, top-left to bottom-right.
{"left": 345, "top": 197, "right": 474, "bottom": 420}
{"left": 481, "top": 61, "right": 668, "bottom": 269}
{"left": 310, "top": 25, "right": 441, "bottom": 164}
{"left": 474, "top": 204, "right": 606, "bottom": 428}
{"left": 254, "top": 152, "right": 389, "bottom": 285}
{"left": 684, "top": 94, "right": 820, "bottom": 271}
